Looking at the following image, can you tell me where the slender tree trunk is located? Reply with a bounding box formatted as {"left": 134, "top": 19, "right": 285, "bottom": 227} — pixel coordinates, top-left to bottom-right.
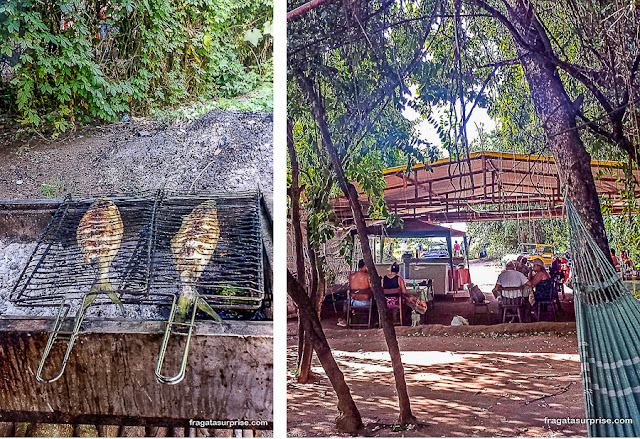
{"left": 288, "top": 271, "right": 364, "bottom": 433}
{"left": 299, "top": 238, "right": 327, "bottom": 382}
{"left": 499, "top": 0, "right": 612, "bottom": 262}
{"left": 298, "top": 331, "right": 315, "bottom": 383}
{"left": 296, "top": 71, "right": 416, "bottom": 425}
{"left": 288, "top": 119, "right": 317, "bottom": 383}
{"left": 298, "top": 238, "right": 319, "bottom": 383}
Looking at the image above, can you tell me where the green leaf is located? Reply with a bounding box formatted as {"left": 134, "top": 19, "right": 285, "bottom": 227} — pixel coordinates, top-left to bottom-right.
{"left": 263, "top": 20, "right": 273, "bottom": 36}
{"left": 243, "top": 28, "right": 262, "bottom": 46}
{"left": 203, "top": 33, "right": 211, "bottom": 51}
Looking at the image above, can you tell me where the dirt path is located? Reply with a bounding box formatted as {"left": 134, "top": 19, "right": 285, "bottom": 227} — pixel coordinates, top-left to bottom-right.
{"left": 0, "top": 110, "right": 273, "bottom": 200}
{"left": 287, "top": 323, "right": 586, "bottom": 437}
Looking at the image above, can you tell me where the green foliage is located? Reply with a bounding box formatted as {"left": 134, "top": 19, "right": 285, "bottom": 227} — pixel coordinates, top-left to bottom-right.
{"left": 0, "top": 0, "right": 272, "bottom": 132}
{"left": 466, "top": 216, "right": 569, "bottom": 260}
{"left": 39, "top": 177, "right": 74, "bottom": 197}
{"left": 287, "top": 0, "right": 442, "bottom": 282}
{"left": 153, "top": 80, "right": 272, "bottom": 122}
{"left": 602, "top": 194, "right": 640, "bottom": 265}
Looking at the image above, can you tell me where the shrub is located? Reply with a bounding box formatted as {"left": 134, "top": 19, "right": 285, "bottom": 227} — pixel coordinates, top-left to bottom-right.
{"left": 0, "top": 0, "right": 272, "bottom": 130}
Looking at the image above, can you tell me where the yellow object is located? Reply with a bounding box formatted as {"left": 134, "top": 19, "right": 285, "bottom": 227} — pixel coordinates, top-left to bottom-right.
{"left": 519, "top": 243, "right": 555, "bottom": 265}
{"left": 76, "top": 197, "right": 124, "bottom": 313}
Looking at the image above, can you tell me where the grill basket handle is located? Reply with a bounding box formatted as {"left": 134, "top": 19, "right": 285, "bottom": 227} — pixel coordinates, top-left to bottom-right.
{"left": 36, "top": 298, "right": 88, "bottom": 383}
{"left": 155, "top": 296, "right": 196, "bottom": 385}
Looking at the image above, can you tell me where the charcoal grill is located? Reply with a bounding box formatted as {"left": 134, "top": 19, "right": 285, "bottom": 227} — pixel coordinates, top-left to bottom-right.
{"left": 10, "top": 191, "right": 265, "bottom": 384}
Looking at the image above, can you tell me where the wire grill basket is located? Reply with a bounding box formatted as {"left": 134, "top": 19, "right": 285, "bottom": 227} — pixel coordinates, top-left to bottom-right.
{"left": 11, "top": 191, "right": 264, "bottom": 309}
{"left": 9, "top": 190, "right": 265, "bottom": 384}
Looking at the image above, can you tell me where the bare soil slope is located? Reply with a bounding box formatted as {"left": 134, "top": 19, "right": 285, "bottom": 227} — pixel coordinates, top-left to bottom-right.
{"left": 0, "top": 110, "right": 273, "bottom": 199}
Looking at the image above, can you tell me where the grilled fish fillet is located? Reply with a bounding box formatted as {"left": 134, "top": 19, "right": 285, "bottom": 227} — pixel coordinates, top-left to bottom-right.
{"left": 171, "top": 199, "right": 221, "bottom": 322}
{"left": 76, "top": 197, "right": 124, "bottom": 313}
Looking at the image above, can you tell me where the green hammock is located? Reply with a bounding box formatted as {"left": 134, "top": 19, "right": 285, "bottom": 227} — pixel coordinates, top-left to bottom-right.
{"left": 567, "top": 198, "right": 640, "bottom": 436}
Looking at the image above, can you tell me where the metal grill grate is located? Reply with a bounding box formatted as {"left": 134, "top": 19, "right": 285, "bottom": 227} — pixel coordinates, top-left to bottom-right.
{"left": 9, "top": 190, "right": 265, "bottom": 385}
{"left": 124, "top": 192, "right": 263, "bottom": 310}
{"left": 11, "top": 191, "right": 264, "bottom": 310}
{"left": 11, "top": 194, "right": 156, "bottom": 307}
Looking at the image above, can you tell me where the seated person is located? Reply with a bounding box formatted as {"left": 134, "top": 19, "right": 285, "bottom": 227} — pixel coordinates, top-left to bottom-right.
{"left": 527, "top": 258, "right": 551, "bottom": 304}
{"left": 611, "top": 249, "right": 621, "bottom": 269}
{"left": 382, "top": 262, "right": 406, "bottom": 294}
{"left": 621, "top": 251, "right": 634, "bottom": 272}
{"left": 382, "top": 262, "right": 411, "bottom": 325}
{"left": 550, "top": 257, "right": 563, "bottom": 279}
{"left": 516, "top": 256, "right": 530, "bottom": 277}
{"left": 493, "top": 261, "right": 528, "bottom": 299}
{"left": 349, "top": 259, "right": 372, "bottom": 306}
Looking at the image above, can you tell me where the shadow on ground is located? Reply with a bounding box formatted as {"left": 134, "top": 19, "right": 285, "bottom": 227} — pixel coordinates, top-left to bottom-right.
{"left": 287, "top": 326, "right": 586, "bottom": 437}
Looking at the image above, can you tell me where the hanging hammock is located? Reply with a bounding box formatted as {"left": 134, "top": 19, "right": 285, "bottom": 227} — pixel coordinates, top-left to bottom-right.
{"left": 566, "top": 197, "right": 640, "bottom": 436}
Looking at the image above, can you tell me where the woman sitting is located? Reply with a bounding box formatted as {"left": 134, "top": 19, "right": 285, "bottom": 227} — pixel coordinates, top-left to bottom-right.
{"left": 383, "top": 262, "right": 406, "bottom": 292}
{"left": 382, "top": 262, "right": 411, "bottom": 325}
{"left": 527, "top": 258, "right": 552, "bottom": 304}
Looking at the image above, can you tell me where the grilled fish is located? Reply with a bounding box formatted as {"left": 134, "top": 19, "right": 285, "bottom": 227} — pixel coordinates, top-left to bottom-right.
{"left": 171, "top": 200, "right": 222, "bottom": 322}
{"left": 76, "top": 197, "right": 124, "bottom": 313}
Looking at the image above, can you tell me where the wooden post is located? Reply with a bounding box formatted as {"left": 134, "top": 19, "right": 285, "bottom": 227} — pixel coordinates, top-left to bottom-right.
{"left": 491, "top": 171, "right": 495, "bottom": 202}
{"left": 482, "top": 155, "right": 487, "bottom": 199}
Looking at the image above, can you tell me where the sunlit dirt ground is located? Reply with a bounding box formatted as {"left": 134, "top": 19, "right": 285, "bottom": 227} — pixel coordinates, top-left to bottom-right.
{"left": 288, "top": 260, "right": 586, "bottom": 437}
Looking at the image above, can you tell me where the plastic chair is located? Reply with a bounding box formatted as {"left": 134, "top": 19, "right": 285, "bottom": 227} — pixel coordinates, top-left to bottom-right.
{"left": 471, "top": 297, "right": 491, "bottom": 324}
{"left": 551, "top": 274, "right": 563, "bottom": 310}
{"left": 467, "top": 284, "right": 490, "bottom": 324}
{"left": 533, "top": 278, "right": 556, "bottom": 321}
{"left": 346, "top": 290, "right": 374, "bottom": 329}
{"left": 497, "top": 286, "right": 525, "bottom": 323}
{"left": 382, "top": 288, "right": 402, "bottom": 326}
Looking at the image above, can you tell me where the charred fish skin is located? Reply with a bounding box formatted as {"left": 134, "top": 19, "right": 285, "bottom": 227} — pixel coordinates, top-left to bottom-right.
{"left": 171, "top": 200, "right": 222, "bottom": 322}
{"left": 76, "top": 197, "right": 124, "bottom": 313}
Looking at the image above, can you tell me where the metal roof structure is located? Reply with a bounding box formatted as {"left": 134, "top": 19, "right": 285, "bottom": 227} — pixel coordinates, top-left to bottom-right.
{"left": 332, "top": 151, "right": 640, "bottom": 223}
{"left": 361, "top": 218, "right": 466, "bottom": 237}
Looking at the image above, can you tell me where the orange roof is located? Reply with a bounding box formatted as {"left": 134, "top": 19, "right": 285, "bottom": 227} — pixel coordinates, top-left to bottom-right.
{"left": 332, "top": 152, "right": 639, "bottom": 223}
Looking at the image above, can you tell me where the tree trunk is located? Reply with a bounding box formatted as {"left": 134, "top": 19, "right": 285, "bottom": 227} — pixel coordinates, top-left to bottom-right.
{"left": 296, "top": 71, "right": 416, "bottom": 425}
{"left": 288, "top": 119, "right": 317, "bottom": 384}
{"left": 297, "top": 243, "right": 318, "bottom": 383}
{"left": 298, "top": 238, "right": 327, "bottom": 382}
{"left": 287, "top": 271, "right": 364, "bottom": 433}
{"left": 501, "top": 0, "right": 612, "bottom": 262}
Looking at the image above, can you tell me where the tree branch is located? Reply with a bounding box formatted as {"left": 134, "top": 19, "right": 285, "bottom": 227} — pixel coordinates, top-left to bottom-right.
{"left": 477, "top": 58, "right": 522, "bottom": 69}
{"left": 464, "top": 0, "right": 537, "bottom": 52}
{"left": 287, "top": 271, "right": 364, "bottom": 432}
{"left": 287, "top": 0, "right": 334, "bottom": 21}
{"left": 295, "top": 68, "right": 417, "bottom": 425}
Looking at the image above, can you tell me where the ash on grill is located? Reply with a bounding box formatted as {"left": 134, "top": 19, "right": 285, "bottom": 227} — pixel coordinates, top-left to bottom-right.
{"left": 9, "top": 191, "right": 265, "bottom": 384}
